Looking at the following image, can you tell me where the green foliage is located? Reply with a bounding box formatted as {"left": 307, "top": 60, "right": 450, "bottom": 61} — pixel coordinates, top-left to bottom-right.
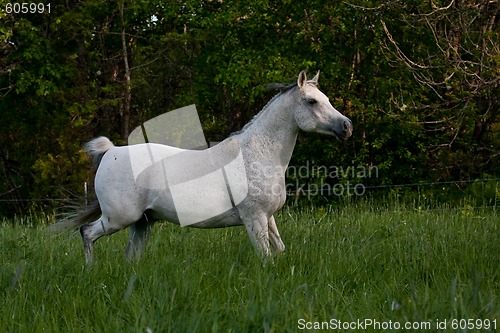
{"left": 0, "top": 0, "right": 499, "bottom": 216}
{"left": 465, "top": 177, "right": 500, "bottom": 207}
{"left": 1, "top": 204, "right": 499, "bottom": 331}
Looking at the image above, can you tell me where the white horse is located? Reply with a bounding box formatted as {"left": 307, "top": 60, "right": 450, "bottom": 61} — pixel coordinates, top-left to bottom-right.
{"left": 57, "top": 70, "right": 352, "bottom": 263}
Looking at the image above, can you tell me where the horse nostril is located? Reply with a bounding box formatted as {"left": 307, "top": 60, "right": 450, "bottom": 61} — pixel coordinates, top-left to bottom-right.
{"left": 342, "top": 119, "right": 353, "bottom": 138}
{"left": 343, "top": 119, "right": 351, "bottom": 131}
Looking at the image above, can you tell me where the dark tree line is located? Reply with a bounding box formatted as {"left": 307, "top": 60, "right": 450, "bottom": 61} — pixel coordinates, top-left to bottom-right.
{"left": 0, "top": 0, "right": 498, "bottom": 215}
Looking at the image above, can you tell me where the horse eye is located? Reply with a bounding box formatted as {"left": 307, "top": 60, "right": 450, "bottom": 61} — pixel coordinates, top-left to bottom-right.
{"left": 307, "top": 98, "right": 317, "bottom": 105}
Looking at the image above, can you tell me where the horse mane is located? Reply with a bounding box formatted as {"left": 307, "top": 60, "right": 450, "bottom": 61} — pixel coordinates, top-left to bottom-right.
{"left": 230, "top": 83, "right": 298, "bottom": 137}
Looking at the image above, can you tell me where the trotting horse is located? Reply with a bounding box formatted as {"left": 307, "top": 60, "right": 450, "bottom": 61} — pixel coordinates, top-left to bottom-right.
{"left": 56, "top": 70, "right": 352, "bottom": 263}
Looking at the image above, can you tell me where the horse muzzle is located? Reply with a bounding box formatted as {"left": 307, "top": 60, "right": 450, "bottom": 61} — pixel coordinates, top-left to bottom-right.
{"left": 341, "top": 118, "right": 353, "bottom": 139}
{"left": 329, "top": 117, "right": 352, "bottom": 140}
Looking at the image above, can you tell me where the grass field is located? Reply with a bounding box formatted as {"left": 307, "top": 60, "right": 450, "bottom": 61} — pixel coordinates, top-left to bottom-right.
{"left": 1, "top": 201, "right": 499, "bottom": 332}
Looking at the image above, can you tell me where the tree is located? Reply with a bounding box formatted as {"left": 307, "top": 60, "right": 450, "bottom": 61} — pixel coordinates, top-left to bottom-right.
{"left": 378, "top": 0, "right": 500, "bottom": 180}
{"left": 1, "top": 0, "right": 498, "bottom": 216}
{"left": 0, "top": 0, "right": 186, "bottom": 213}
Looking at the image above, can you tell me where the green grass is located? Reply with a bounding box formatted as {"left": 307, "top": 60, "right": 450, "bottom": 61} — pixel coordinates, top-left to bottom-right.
{"left": 1, "top": 202, "right": 500, "bottom": 332}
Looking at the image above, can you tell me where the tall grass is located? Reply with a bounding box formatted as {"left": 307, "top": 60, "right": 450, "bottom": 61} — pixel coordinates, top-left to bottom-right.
{"left": 1, "top": 201, "right": 499, "bottom": 332}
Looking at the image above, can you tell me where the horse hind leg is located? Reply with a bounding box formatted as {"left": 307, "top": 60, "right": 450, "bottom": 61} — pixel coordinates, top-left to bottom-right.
{"left": 79, "top": 215, "right": 122, "bottom": 264}
{"left": 125, "top": 214, "right": 154, "bottom": 262}
{"left": 80, "top": 224, "right": 95, "bottom": 264}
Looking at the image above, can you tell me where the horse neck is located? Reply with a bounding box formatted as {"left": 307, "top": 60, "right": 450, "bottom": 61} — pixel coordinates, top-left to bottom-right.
{"left": 241, "top": 91, "right": 299, "bottom": 168}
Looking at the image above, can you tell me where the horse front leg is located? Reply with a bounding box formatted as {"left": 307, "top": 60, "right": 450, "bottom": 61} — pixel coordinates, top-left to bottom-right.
{"left": 242, "top": 213, "right": 271, "bottom": 256}
{"left": 268, "top": 215, "right": 285, "bottom": 253}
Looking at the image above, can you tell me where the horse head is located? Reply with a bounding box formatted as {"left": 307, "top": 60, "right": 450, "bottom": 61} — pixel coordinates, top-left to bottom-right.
{"left": 293, "top": 70, "right": 353, "bottom": 140}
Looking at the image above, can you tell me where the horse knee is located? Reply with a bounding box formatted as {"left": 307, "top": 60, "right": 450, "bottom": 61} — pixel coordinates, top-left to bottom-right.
{"left": 243, "top": 222, "right": 271, "bottom": 256}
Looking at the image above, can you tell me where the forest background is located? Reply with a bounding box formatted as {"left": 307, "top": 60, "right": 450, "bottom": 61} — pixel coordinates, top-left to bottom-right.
{"left": 0, "top": 0, "right": 498, "bottom": 217}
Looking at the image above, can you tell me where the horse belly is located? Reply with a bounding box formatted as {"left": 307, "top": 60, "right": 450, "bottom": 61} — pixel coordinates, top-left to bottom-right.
{"left": 149, "top": 188, "right": 243, "bottom": 228}
{"left": 188, "top": 207, "right": 242, "bottom": 228}
{"left": 168, "top": 170, "right": 237, "bottom": 226}
{"left": 141, "top": 144, "right": 247, "bottom": 227}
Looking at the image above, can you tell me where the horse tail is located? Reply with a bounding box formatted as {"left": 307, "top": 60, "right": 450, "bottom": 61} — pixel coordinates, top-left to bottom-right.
{"left": 49, "top": 137, "right": 114, "bottom": 233}
{"left": 83, "top": 136, "right": 115, "bottom": 169}
{"left": 50, "top": 201, "right": 102, "bottom": 233}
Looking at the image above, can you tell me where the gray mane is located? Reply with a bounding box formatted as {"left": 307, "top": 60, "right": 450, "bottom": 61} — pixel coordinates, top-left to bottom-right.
{"left": 230, "top": 83, "right": 297, "bottom": 137}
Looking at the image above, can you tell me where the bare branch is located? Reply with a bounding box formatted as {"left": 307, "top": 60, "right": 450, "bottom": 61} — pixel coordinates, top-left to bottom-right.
{"left": 431, "top": 0, "right": 455, "bottom": 11}
{"left": 381, "top": 19, "right": 433, "bottom": 70}
{"left": 342, "top": 0, "right": 401, "bottom": 11}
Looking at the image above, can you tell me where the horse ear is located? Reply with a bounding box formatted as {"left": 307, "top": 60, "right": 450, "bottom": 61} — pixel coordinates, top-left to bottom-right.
{"left": 309, "top": 70, "right": 320, "bottom": 85}
{"left": 297, "top": 70, "right": 307, "bottom": 89}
